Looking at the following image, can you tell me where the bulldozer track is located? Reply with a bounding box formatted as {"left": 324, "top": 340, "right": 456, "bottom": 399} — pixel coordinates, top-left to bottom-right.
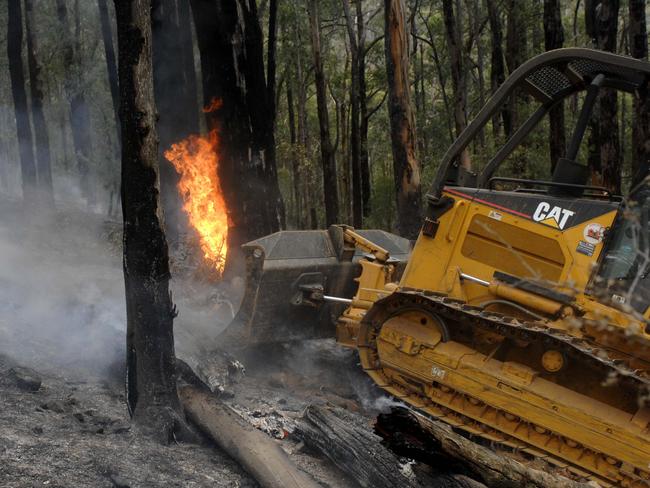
{"left": 359, "top": 290, "right": 650, "bottom": 487}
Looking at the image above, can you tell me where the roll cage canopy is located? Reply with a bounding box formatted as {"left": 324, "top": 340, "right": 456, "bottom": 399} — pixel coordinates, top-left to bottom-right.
{"left": 428, "top": 48, "right": 650, "bottom": 202}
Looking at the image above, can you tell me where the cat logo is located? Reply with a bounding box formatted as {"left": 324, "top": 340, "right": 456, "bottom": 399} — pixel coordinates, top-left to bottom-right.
{"left": 532, "top": 202, "right": 575, "bottom": 230}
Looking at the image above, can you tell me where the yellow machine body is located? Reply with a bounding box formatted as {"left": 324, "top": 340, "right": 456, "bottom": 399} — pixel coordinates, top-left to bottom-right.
{"left": 335, "top": 188, "right": 650, "bottom": 487}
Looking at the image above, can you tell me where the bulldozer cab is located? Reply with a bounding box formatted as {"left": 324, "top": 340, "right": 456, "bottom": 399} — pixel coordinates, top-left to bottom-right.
{"left": 421, "top": 48, "right": 650, "bottom": 317}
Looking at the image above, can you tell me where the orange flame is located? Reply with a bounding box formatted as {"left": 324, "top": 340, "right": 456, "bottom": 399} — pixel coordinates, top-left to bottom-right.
{"left": 203, "top": 97, "right": 223, "bottom": 113}
{"left": 164, "top": 129, "right": 228, "bottom": 273}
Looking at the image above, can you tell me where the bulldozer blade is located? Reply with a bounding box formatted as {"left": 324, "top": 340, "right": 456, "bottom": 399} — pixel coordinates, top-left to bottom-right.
{"left": 218, "top": 226, "right": 411, "bottom": 348}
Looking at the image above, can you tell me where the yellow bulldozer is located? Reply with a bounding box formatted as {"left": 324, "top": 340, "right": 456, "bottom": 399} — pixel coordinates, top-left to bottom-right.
{"left": 219, "top": 49, "right": 650, "bottom": 487}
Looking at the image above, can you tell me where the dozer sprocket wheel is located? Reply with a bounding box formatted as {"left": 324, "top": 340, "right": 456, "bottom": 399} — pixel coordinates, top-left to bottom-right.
{"left": 358, "top": 290, "right": 650, "bottom": 487}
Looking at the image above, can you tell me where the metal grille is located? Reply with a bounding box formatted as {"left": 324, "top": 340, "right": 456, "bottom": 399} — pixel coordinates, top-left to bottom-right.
{"left": 526, "top": 65, "right": 572, "bottom": 99}
{"left": 569, "top": 58, "right": 613, "bottom": 80}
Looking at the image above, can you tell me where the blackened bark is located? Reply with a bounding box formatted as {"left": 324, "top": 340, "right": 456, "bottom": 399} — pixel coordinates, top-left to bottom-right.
{"left": 98, "top": 0, "right": 120, "bottom": 141}
{"left": 595, "top": 0, "right": 621, "bottom": 193}
{"left": 308, "top": 0, "right": 339, "bottom": 226}
{"left": 544, "top": 0, "right": 566, "bottom": 171}
{"left": 152, "top": 0, "right": 200, "bottom": 245}
{"left": 629, "top": 0, "right": 650, "bottom": 186}
{"left": 24, "top": 0, "right": 53, "bottom": 202}
{"left": 486, "top": 0, "right": 507, "bottom": 138}
{"left": 56, "top": 0, "right": 94, "bottom": 205}
{"left": 7, "top": 0, "right": 37, "bottom": 202}
{"left": 190, "top": 0, "right": 284, "bottom": 255}
{"left": 385, "top": 0, "right": 422, "bottom": 239}
{"left": 114, "top": 0, "right": 184, "bottom": 440}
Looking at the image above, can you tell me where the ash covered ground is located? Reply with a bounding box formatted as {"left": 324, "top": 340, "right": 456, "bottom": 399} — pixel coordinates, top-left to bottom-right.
{"left": 0, "top": 197, "right": 390, "bottom": 487}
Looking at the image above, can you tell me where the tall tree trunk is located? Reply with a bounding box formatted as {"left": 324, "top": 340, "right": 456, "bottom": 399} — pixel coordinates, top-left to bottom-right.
{"left": 152, "top": 0, "right": 200, "bottom": 246}
{"left": 287, "top": 83, "right": 301, "bottom": 226}
{"left": 505, "top": 0, "right": 527, "bottom": 134}
{"left": 585, "top": 0, "right": 601, "bottom": 180}
{"left": 442, "top": 0, "right": 470, "bottom": 169}
{"left": 595, "top": 0, "right": 621, "bottom": 193}
{"left": 114, "top": 0, "right": 185, "bottom": 440}
{"left": 308, "top": 0, "right": 339, "bottom": 226}
{"left": 190, "top": 0, "right": 284, "bottom": 256}
{"left": 7, "top": 0, "right": 37, "bottom": 202}
{"left": 56, "top": 0, "right": 94, "bottom": 206}
{"left": 384, "top": 0, "right": 422, "bottom": 239}
{"left": 98, "top": 0, "right": 120, "bottom": 142}
{"left": 629, "top": 0, "right": 650, "bottom": 186}
{"left": 544, "top": 0, "right": 566, "bottom": 172}
{"left": 24, "top": 0, "right": 53, "bottom": 202}
{"left": 358, "top": 4, "right": 371, "bottom": 218}
{"left": 342, "top": 0, "right": 363, "bottom": 227}
{"left": 267, "top": 0, "right": 278, "bottom": 127}
{"left": 486, "top": 0, "right": 507, "bottom": 138}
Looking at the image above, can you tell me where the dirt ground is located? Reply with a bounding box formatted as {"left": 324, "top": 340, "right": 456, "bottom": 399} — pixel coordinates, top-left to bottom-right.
{"left": 0, "top": 198, "right": 371, "bottom": 487}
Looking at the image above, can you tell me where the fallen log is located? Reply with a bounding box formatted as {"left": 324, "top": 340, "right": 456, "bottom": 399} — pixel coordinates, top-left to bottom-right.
{"left": 179, "top": 384, "right": 320, "bottom": 488}
{"left": 294, "top": 403, "right": 486, "bottom": 488}
{"left": 376, "top": 408, "right": 593, "bottom": 488}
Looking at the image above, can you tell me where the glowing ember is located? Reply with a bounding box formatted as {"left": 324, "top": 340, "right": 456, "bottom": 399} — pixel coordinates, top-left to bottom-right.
{"left": 164, "top": 128, "right": 228, "bottom": 273}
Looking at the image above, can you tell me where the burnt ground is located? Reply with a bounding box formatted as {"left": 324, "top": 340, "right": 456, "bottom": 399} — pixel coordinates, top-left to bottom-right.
{"left": 0, "top": 198, "right": 368, "bottom": 487}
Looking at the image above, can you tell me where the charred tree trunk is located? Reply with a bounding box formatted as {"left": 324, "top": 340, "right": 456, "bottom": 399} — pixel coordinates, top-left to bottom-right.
{"left": 629, "top": 0, "right": 650, "bottom": 186}
{"left": 595, "top": 0, "right": 621, "bottom": 193}
{"left": 152, "top": 0, "right": 200, "bottom": 246}
{"left": 24, "top": 0, "right": 53, "bottom": 202}
{"left": 308, "top": 0, "right": 339, "bottom": 226}
{"left": 544, "top": 0, "right": 566, "bottom": 172}
{"left": 98, "top": 0, "right": 120, "bottom": 142}
{"left": 486, "top": 0, "right": 507, "bottom": 138}
{"left": 384, "top": 0, "right": 422, "bottom": 239}
{"left": 7, "top": 0, "right": 37, "bottom": 202}
{"left": 442, "top": 0, "right": 470, "bottom": 170}
{"left": 190, "top": 0, "right": 284, "bottom": 258}
{"left": 56, "top": 0, "right": 94, "bottom": 206}
{"left": 115, "top": 0, "right": 185, "bottom": 441}
{"left": 295, "top": 404, "right": 486, "bottom": 488}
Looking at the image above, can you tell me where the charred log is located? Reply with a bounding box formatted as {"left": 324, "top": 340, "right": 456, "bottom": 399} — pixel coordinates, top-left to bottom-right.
{"left": 294, "top": 403, "right": 485, "bottom": 488}
{"left": 376, "top": 408, "right": 593, "bottom": 488}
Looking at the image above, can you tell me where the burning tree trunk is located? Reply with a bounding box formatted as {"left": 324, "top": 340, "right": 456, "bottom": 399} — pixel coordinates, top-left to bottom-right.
{"left": 190, "top": 0, "right": 285, "bottom": 258}
{"left": 152, "top": 0, "right": 200, "bottom": 245}
{"left": 629, "top": 0, "right": 650, "bottom": 186}
{"left": 114, "top": 0, "right": 185, "bottom": 440}
{"left": 384, "top": 0, "right": 422, "bottom": 239}
{"left": 544, "top": 0, "right": 566, "bottom": 171}
{"left": 7, "top": 0, "right": 37, "bottom": 203}
{"left": 24, "top": 0, "right": 53, "bottom": 203}
{"left": 308, "top": 0, "right": 340, "bottom": 227}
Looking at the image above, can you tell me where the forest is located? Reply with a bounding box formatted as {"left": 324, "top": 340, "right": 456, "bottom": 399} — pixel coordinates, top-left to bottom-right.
{"left": 3, "top": 0, "right": 649, "bottom": 243}
{"left": 2, "top": 1, "right": 650, "bottom": 487}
